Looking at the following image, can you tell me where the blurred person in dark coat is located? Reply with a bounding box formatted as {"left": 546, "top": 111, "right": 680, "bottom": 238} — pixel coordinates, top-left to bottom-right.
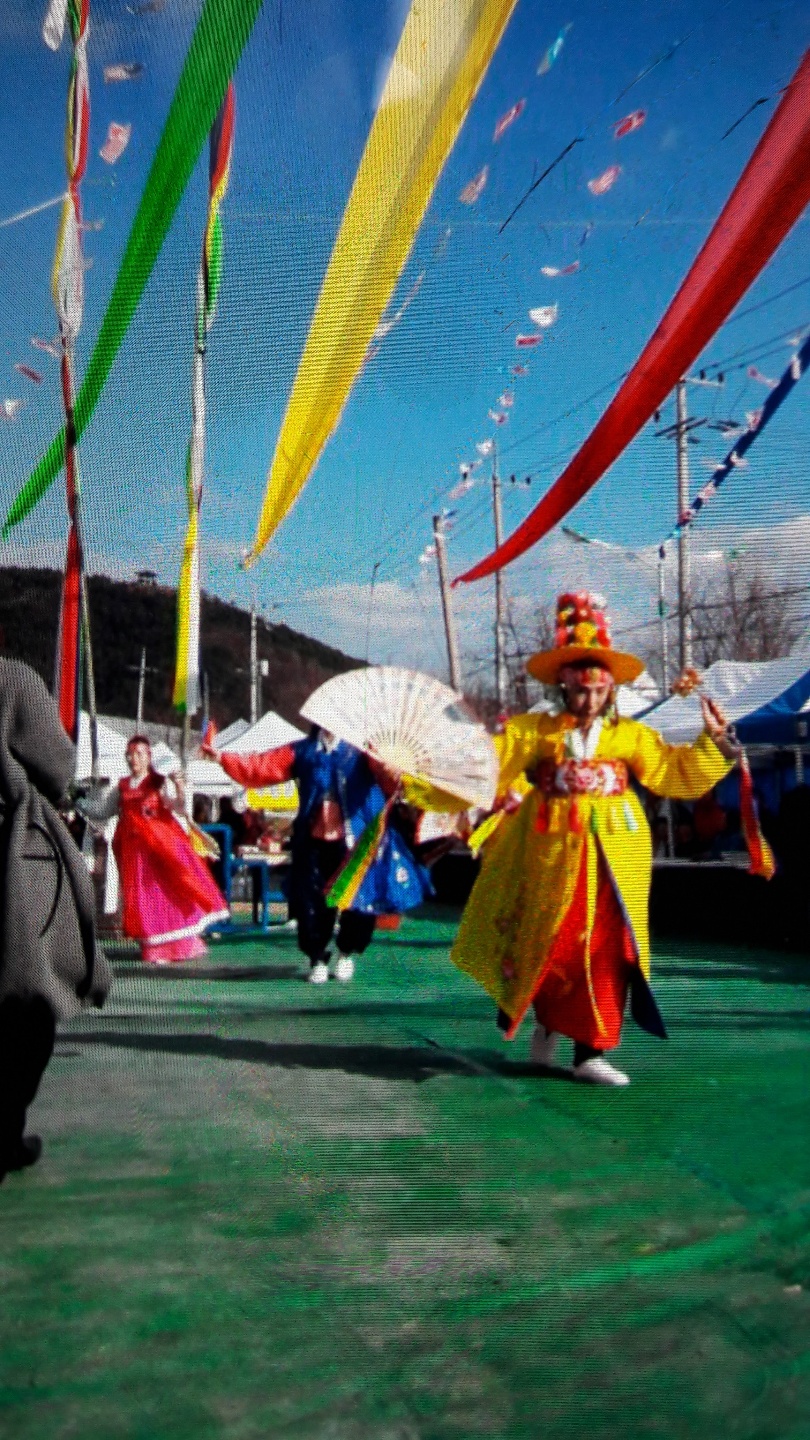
{"left": 0, "top": 660, "right": 109, "bottom": 1182}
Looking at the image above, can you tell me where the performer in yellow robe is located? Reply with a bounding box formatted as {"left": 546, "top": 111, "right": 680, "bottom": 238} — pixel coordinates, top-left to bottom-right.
{"left": 451, "top": 591, "right": 737, "bottom": 1086}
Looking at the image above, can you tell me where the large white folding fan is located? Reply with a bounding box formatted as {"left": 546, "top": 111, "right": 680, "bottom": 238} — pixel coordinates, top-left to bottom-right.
{"left": 300, "top": 666, "right": 498, "bottom": 810}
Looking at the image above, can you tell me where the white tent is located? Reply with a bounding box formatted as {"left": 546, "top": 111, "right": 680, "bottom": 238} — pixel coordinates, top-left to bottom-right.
{"left": 150, "top": 740, "right": 181, "bottom": 774}
{"left": 216, "top": 717, "right": 251, "bottom": 747}
{"left": 643, "top": 641, "right": 810, "bottom": 743}
{"left": 617, "top": 669, "right": 660, "bottom": 718}
{"left": 172, "top": 711, "right": 304, "bottom": 810}
{"left": 226, "top": 710, "right": 305, "bottom": 753}
{"left": 185, "top": 757, "right": 240, "bottom": 798}
{"left": 75, "top": 713, "right": 128, "bottom": 782}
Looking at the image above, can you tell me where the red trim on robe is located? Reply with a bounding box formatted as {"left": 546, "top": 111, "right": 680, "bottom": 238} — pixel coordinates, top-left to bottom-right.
{"left": 529, "top": 848, "right": 636, "bottom": 1050}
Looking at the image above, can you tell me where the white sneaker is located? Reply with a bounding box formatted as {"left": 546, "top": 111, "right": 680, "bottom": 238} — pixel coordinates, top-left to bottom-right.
{"left": 529, "top": 1026, "right": 560, "bottom": 1067}
{"left": 333, "top": 955, "right": 355, "bottom": 983}
{"left": 573, "top": 1056, "right": 630, "bottom": 1087}
{"left": 308, "top": 960, "right": 329, "bottom": 985}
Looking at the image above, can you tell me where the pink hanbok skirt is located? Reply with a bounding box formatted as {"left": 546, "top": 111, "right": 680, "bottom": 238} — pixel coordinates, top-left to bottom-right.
{"left": 114, "top": 802, "right": 228, "bottom": 966}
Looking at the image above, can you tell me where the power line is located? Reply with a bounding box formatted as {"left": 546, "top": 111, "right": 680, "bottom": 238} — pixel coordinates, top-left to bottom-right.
{"left": 724, "top": 274, "right": 810, "bottom": 326}
{"left": 350, "top": 18, "right": 809, "bottom": 591}
{"left": 366, "top": 295, "right": 809, "bottom": 582}
{"left": 498, "top": 0, "right": 736, "bottom": 234}
{"left": 613, "top": 582, "right": 810, "bottom": 637}
{"left": 497, "top": 371, "right": 629, "bottom": 458}
{"left": 701, "top": 318, "right": 810, "bottom": 376}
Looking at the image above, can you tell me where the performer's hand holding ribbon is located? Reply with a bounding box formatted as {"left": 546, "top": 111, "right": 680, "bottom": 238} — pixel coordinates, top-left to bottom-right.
{"left": 672, "top": 667, "right": 740, "bottom": 761}
{"left": 698, "top": 694, "right": 741, "bottom": 761}
{"left": 674, "top": 667, "right": 773, "bottom": 879}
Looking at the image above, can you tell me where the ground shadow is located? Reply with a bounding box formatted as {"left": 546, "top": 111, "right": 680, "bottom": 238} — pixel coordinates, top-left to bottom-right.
{"left": 111, "top": 962, "right": 302, "bottom": 982}
{"left": 67, "top": 1030, "right": 489, "bottom": 1083}
{"left": 375, "top": 938, "right": 459, "bottom": 951}
{"left": 209, "top": 929, "right": 298, "bottom": 946}
{"left": 66, "top": 1028, "right": 580, "bottom": 1085}
{"left": 111, "top": 1001, "right": 490, "bottom": 1031}
{"left": 674, "top": 1009, "right": 810, "bottom": 1030}
{"left": 656, "top": 958, "right": 810, "bottom": 989}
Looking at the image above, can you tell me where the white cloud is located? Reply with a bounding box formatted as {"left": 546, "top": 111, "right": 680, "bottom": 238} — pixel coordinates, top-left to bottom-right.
{"left": 290, "top": 576, "right": 495, "bottom": 678}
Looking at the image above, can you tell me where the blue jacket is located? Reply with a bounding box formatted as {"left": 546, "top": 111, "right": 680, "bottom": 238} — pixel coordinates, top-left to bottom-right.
{"left": 289, "top": 734, "right": 432, "bottom": 914}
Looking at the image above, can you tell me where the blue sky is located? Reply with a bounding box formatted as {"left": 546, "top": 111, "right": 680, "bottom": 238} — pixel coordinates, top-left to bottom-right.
{"left": 0, "top": 0, "right": 808, "bottom": 682}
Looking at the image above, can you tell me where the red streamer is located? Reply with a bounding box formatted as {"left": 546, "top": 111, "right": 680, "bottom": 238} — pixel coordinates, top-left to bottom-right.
{"left": 739, "top": 752, "right": 776, "bottom": 880}
{"left": 55, "top": 352, "right": 83, "bottom": 743}
{"left": 455, "top": 48, "right": 810, "bottom": 585}
{"left": 55, "top": 521, "right": 82, "bottom": 742}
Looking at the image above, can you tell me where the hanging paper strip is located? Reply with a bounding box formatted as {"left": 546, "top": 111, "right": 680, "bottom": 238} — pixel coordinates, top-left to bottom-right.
{"left": 173, "top": 83, "right": 235, "bottom": 718}
{"left": 3, "top": 0, "right": 261, "bottom": 539}
{"left": 244, "top": 0, "right": 519, "bottom": 566}
{"left": 660, "top": 332, "right": 810, "bottom": 547}
{"left": 325, "top": 798, "right": 395, "bottom": 911}
{"left": 46, "top": 0, "right": 90, "bottom": 743}
{"left": 455, "top": 47, "right": 810, "bottom": 585}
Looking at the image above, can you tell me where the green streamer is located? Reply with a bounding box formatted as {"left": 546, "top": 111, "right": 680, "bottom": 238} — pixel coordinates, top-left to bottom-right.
{"left": 3, "top": 0, "right": 262, "bottom": 537}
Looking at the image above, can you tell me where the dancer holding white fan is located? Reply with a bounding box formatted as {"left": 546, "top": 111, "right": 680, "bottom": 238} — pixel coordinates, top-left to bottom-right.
{"left": 202, "top": 667, "right": 496, "bottom": 984}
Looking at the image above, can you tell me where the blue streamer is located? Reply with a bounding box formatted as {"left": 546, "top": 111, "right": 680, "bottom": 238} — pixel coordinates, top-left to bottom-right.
{"left": 660, "top": 332, "right": 810, "bottom": 552}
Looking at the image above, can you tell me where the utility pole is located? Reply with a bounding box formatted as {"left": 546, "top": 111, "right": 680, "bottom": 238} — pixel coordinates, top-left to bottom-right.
{"left": 656, "top": 372, "right": 722, "bottom": 671}
{"left": 675, "top": 379, "right": 693, "bottom": 671}
{"left": 136, "top": 647, "right": 147, "bottom": 725}
{"left": 126, "top": 649, "right": 157, "bottom": 730}
{"left": 202, "top": 672, "right": 210, "bottom": 732}
{"left": 656, "top": 548, "right": 669, "bottom": 695}
{"left": 492, "top": 446, "right": 507, "bottom": 710}
{"left": 249, "top": 601, "right": 258, "bottom": 724}
{"left": 433, "top": 514, "right": 462, "bottom": 691}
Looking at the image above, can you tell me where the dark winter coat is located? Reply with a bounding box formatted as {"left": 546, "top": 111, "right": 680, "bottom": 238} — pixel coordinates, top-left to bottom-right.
{"left": 0, "top": 660, "right": 109, "bottom": 1019}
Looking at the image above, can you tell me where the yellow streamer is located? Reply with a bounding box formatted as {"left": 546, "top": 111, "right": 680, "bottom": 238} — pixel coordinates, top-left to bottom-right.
{"left": 172, "top": 486, "right": 199, "bottom": 712}
{"left": 246, "top": 0, "right": 519, "bottom": 563}
{"left": 467, "top": 810, "right": 504, "bottom": 857}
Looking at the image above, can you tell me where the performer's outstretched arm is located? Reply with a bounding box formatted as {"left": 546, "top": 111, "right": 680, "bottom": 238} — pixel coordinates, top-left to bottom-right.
{"left": 215, "top": 744, "right": 298, "bottom": 789}
{"left": 627, "top": 721, "right": 734, "bottom": 800}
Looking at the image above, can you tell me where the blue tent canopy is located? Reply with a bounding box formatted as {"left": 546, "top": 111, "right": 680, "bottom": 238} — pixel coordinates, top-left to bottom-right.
{"left": 735, "top": 668, "right": 810, "bottom": 745}
{"left": 644, "top": 644, "right": 810, "bottom": 748}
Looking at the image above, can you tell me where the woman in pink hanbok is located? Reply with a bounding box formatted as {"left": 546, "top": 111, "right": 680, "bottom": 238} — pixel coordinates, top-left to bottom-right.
{"left": 82, "top": 737, "right": 228, "bottom": 964}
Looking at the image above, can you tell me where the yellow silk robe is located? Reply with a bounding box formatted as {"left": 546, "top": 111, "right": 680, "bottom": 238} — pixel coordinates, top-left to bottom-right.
{"left": 451, "top": 712, "right": 732, "bottom": 1034}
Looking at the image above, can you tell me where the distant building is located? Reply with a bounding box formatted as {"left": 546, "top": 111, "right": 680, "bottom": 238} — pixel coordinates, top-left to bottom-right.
{"left": 136, "top": 569, "right": 158, "bottom": 587}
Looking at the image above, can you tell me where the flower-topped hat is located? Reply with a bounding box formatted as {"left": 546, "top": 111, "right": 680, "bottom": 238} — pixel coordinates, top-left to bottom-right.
{"left": 526, "top": 591, "right": 645, "bottom": 685}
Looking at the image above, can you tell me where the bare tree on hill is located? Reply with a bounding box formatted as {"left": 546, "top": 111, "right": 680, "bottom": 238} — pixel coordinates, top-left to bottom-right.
{"left": 689, "top": 564, "right": 805, "bottom": 667}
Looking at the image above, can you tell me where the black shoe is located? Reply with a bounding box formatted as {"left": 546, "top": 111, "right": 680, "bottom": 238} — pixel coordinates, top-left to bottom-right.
{"left": 0, "top": 1134, "right": 43, "bottom": 1175}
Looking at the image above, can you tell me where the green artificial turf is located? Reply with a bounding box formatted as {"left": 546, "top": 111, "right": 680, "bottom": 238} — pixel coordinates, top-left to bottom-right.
{"left": 0, "top": 908, "right": 808, "bottom": 1438}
